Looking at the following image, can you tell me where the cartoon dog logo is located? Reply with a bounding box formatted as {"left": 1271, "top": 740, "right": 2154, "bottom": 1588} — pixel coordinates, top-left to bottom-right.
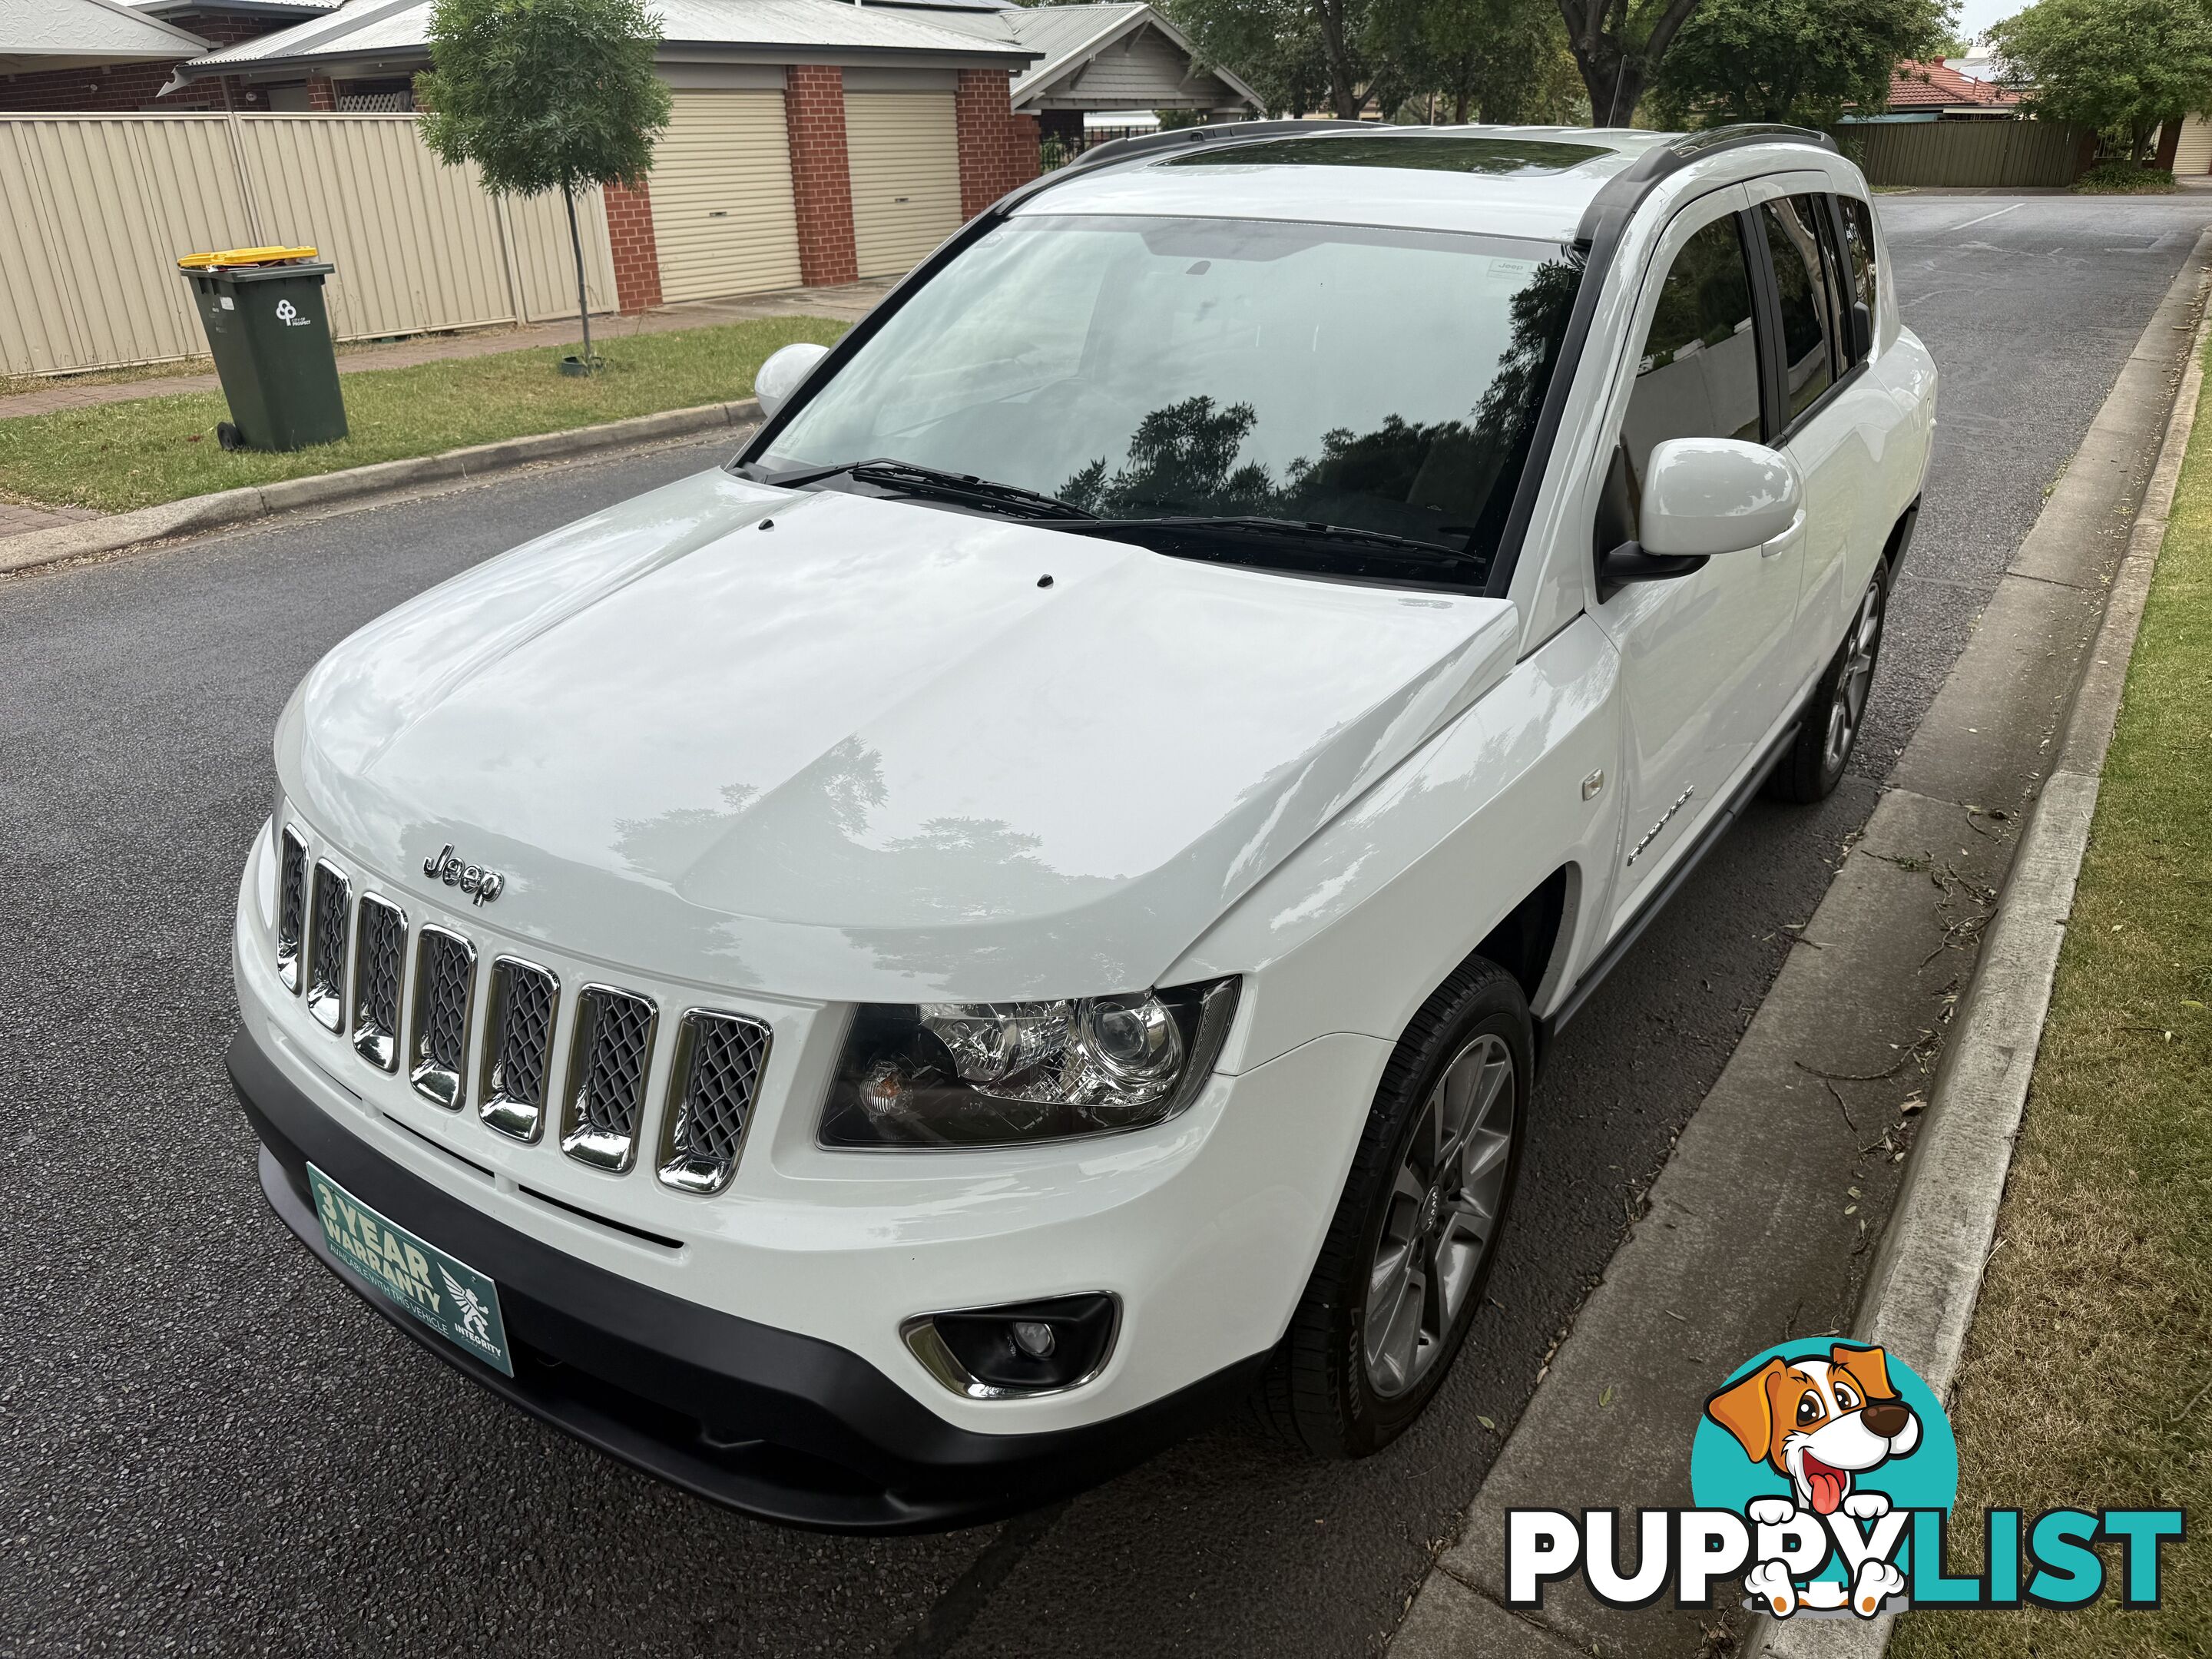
{"left": 1704, "top": 1343, "right": 1921, "bottom": 1617}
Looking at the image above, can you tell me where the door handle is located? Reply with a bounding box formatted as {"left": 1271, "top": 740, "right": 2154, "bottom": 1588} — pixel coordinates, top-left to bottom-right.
{"left": 1760, "top": 509, "right": 1809, "bottom": 559}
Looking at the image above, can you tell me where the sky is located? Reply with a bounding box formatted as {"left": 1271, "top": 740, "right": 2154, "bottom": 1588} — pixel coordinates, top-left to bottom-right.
{"left": 1955, "top": 0, "right": 2028, "bottom": 43}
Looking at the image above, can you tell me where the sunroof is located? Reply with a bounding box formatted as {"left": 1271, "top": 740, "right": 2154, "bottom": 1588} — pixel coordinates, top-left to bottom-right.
{"left": 1164, "top": 134, "right": 1611, "bottom": 177}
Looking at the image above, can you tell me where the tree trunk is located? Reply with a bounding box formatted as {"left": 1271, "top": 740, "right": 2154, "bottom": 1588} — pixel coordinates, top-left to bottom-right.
{"left": 1558, "top": 0, "right": 1700, "bottom": 127}
{"left": 1312, "top": 0, "right": 1363, "bottom": 119}
{"left": 564, "top": 180, "right": 593, "bottom": 376}
{"left": 1576, "top": 48, "right": 1645, "bottom": 127}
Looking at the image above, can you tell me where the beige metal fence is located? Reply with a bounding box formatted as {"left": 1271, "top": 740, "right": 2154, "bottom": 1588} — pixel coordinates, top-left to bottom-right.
{"left": 0, "top": 111, "right": 614, "bottom": 379}
{"left": 1833, "top": 119, "right": 2093, "bottom": 190}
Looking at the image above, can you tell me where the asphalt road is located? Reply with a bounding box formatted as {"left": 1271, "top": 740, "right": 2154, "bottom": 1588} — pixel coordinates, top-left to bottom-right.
{"left": 3, "top": 194, "right": 2204, "bottom": 1659}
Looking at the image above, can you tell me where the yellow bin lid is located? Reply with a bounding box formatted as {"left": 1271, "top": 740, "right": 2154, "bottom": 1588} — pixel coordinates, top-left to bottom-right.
{"left": 177, "top": 245, "right": 319, "bottom": 270}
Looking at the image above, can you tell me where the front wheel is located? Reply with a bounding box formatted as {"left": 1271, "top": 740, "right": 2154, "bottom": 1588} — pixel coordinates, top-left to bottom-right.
{"left": 1259, "top": 958, "right": 1530, "bottom": 1459}
{"left": 1768, "top": 567, "right": 1887, "bottom": 803}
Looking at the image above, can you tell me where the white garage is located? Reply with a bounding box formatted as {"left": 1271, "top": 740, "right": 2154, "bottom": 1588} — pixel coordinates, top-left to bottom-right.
{"left": 649, "top": 88, "right": 805, "bottom": 303}
{"left": 844, "top": 86, "right": 963, "bottom": 278}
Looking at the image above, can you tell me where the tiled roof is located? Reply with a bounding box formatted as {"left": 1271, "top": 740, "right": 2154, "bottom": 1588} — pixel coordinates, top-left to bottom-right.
{"left": 1886, "top": 59, "right": 2023, "bottom": 110}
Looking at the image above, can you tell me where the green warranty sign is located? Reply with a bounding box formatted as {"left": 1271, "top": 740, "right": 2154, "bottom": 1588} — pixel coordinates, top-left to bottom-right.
{"left": 308, "top": 1164, "right": 513, "bottom": 1376}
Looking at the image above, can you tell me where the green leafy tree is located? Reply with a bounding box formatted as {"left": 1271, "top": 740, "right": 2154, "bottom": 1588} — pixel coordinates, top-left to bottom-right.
{"left": 1370, "top": 0, "right": 1586, "bottom": 124}
{"left": 1649, "top": 0, "right": 1957, "bottom": 128}
{"left": 1557, "top": 0, "right": 1707, "bottom": 126}
{"left": 1991, "top": 0, "right": 2212, "bottom": 163}
{"left": 416, "top": 0, "right": 673, "bottom": 373}
{"left": 1164, "top": 0, "right": 1375, "bottom": 118}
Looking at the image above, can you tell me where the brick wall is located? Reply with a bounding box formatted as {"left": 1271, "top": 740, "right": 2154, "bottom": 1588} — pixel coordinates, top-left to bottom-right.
{"left": 955, "top": 68, "right": 1038, "bottom": 220}
{"left": 0, "top": 10, "right": 286, "bottom": 112}
{"left": 785, "top": 65, "right": 857, "bottom": 286}
{"left": 306, "top": 73, "right": 336, "bottom": 112}
{"left": 601, "top": 178, "right": 663, "bottom": 313}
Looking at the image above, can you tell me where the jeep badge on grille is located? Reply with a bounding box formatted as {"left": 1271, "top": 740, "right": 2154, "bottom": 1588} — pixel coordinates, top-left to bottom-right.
{"left": 422, "top": 844, "right": 505, "bottom": 906}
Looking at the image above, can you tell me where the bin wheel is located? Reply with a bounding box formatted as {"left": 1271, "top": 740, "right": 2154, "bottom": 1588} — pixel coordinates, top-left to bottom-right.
{"left": 216, "top": 421, "right": 243, "bottom": 452}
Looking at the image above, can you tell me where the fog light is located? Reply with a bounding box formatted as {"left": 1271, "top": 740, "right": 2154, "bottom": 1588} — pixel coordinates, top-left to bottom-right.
{"left": 902, "top": 1293, "right": 1117, "bottom": 1399}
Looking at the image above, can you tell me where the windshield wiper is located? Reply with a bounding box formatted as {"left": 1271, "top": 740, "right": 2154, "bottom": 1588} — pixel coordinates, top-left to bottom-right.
{"left": 770, "top": 458, "right": 1098, "bottom": 522}
{"left": 1071, "top": 515, "right": 1474, "bottom": 564}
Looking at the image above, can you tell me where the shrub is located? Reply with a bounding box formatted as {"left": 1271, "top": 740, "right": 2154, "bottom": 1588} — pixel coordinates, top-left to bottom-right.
{"left": 2073, "top": 158, "right": 2180, "bottom": 193}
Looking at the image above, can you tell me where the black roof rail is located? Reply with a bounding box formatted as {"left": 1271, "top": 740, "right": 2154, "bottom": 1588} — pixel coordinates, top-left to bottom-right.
{"left": 1574, "top": 123, "right": 1839, "bottom": 243}
{"left": 1062, "top": 118, "right": 1369, "bottom": 177}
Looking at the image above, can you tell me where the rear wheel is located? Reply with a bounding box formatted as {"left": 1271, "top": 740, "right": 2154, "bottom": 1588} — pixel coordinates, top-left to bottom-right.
{"left": 1260, "top": 958, "right": 1529, "bottom": 1458}
{"left": 1768, "top": 566, "right": 1887, "bottom": 803}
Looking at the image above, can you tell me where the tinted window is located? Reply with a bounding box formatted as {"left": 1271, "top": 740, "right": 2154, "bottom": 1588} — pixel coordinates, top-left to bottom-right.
{"left": 1839, "top": 194, "right": 1879, "bottom": 320}
{"left": 1595, "top": 215, "right": 1762, "bottom": 558}
{"left": 1761, "top": 197, "right": 1834, "bottom": 420}
{"left": 1622, "top": 217, "right": 1762, "bottom": 474}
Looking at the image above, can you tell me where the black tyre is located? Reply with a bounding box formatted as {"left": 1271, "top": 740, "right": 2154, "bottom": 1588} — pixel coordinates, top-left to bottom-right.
{"left": 1767, "top": 565, "right": 1888, "bottom": 803}
{"left": 1260, "top": 957, "right": 1531, "bottom": 1459}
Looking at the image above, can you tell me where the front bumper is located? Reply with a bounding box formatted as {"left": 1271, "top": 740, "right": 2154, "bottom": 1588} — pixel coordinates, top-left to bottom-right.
{"left": 233, "top": 1025, "right": 1267, "bottom": 1532}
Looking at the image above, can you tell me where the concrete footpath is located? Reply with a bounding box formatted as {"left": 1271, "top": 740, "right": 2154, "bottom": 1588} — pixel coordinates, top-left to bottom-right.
{"left": 1386, "top": 233, "right": 2212, "bottom": 1659}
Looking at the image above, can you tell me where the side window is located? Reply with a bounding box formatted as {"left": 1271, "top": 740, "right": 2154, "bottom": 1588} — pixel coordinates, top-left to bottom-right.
{"left": 1760, "top": 197, "right": 1834, "bottom": 421}
{"left": 1615, "top": 216, "right": 1763, "bottom": 498}
{"left": 1838, "top": 194, "right": 1879, "bottom": 327}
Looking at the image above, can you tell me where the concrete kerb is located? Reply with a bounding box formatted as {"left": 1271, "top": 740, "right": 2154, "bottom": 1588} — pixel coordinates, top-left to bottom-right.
{"left": 1753, "top": 237, "right": 2212, "bottom": 1659}
{"left": 1388, "top": 227, "right": 2212, "bottom": 1659}
{"left": 0, "top": 397, "right": 763, "bottom": 578}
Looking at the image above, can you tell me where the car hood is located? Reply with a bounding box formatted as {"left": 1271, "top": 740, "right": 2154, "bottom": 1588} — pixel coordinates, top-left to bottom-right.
{"left": 283, "top": 468, "right": 1519, "bottom": 1002}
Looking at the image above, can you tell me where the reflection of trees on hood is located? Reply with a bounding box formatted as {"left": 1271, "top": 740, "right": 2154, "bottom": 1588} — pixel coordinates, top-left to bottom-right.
{"left": 1059, "top": 249, "right": 1585, "bottom": 558}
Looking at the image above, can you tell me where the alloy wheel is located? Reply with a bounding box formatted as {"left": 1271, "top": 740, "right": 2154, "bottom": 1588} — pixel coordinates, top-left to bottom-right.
{"left": 1823, "top": 577, "right": 1884, "bottom": 772}
{"left": 1362, "top": 1032, "right": 1515, "bottom": 1399}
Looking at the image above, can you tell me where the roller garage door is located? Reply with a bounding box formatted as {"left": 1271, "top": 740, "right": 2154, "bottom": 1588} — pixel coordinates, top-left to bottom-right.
{"left": 845, "top": 91, "right": 962, "bottom": 278}
{"left": 649, "top": 90, "right": 803, "bottom": 302}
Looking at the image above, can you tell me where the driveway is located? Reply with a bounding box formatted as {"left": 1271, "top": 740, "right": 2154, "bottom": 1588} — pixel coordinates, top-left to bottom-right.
{"left": 3, "top": 194, "right": 2205, "bottom": 1659}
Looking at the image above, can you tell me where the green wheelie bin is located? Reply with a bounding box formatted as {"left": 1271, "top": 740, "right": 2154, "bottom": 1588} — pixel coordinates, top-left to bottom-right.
{"left": 178, "top": 246, "right": 348, "bottom": 452}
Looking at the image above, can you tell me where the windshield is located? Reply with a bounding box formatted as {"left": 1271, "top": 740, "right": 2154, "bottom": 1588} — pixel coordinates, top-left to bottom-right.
{"left": 754, "top": 214, "right": 1584, "bottom": 572}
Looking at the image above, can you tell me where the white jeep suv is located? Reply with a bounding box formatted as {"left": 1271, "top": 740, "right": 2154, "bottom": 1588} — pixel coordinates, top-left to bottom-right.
{"left": 230, "top": 123, "right": 1936, "bottom": 1532}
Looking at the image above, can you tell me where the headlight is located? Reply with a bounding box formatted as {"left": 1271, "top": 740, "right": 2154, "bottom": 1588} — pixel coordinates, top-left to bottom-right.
{"left": 820, "top": 978, "right": 1240, "bottom": 1148}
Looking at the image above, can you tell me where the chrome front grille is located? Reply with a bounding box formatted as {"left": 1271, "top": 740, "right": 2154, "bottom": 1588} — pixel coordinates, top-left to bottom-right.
{"left": 306, "top": 861, "right": 350, "bottom": 1032}
{"left": 482, "top": 956, "right": 558, "bottom": 1141}
{"left": 350, "top": 895, "right": 406, "bottom": 1071}
{"left": 562, "top": 986, "right": 658, "bottom": 1172}
{"left": 658, "top": 1011, "right": 772, "bottom": 1194}
{"left": 271, "top": 834, "right": 774, "bottom": 1193}
{"left": 409, "top": 925, "right": 475, "bottom": 1109}
{"left": 276, "top": 827, "right": 307, "bottom": 994}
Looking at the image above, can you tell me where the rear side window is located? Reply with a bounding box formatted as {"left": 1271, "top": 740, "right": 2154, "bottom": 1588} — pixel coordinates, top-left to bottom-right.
{"left": 1760, "top": 197, "right": 1833, "bottom": 420}
{"left": 1598, "top": 215, "right": 1763, "bottom": 556}
{"left": 1838, "top": 195, "right": 1879, "bottom": 322}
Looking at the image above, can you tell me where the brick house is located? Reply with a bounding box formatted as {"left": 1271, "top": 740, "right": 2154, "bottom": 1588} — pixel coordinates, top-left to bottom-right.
{"left": 151, "top": 0, "right": 1256, "bottom": 312}
{"left": 0, "top": 0, "right": 335, "bottom": 112}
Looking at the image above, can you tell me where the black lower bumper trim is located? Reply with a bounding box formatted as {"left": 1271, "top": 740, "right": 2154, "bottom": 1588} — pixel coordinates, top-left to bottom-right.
{"left": 230, "top": 1026, "right": 1267, "bottom": 1533}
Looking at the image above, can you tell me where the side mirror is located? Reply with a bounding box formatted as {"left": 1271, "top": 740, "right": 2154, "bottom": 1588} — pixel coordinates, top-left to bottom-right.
{"left": 1640, "top": 437, "right": 1802, "bottom": 556}
{"left": 1849, "top": 299, "right": 1873, "bottom": 363}
{"left": 753, "top": 341, "right": 830, "bottom": 419}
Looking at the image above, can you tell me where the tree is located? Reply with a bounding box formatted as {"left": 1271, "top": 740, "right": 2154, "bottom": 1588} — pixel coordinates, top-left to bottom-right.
{"left": 1164, "top": 0, "right": 1376, "bottom": 118}
{"left": 1990, "top": 0, "right": 2212, "bottom": 163}
{"left": 416, "top": 0, "right": 672, "bottom": 373}
{"left": 1370, "top": 0, "right": 1586, "bottom": 124}
{"left": 1648, "top": 0, "right": 1957, "bottom": 129}
{"left": 1556, "top": 0, "right": 1707, "bottom": 126}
